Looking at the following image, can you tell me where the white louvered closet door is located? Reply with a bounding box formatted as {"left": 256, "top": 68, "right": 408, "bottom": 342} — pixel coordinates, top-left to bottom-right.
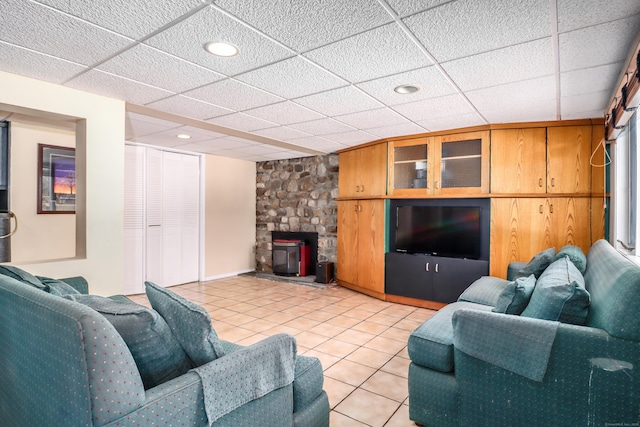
{"left": 123, "top": 145, "right": 145, "bottom": 294}
{"left": 145, "top": 148, "right": 164, "bottom": 286}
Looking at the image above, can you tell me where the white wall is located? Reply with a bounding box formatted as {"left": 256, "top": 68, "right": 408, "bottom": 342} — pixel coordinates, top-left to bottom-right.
{"left": 204, "top": 154, "right": 256, "bottom": 279}
{"left": 0, "top": 71, "right": 125, "bottom": 296}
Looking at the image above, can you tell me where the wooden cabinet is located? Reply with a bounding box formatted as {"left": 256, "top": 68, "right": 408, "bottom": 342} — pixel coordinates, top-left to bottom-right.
{"left": 388, "top": 131, "right": 490, "bottom": 196}
{"left": 337, "top": 199, "right": 386, "bottom": 298}
{"left": 491, "top": 128, "right": 547, "bottom": 194}
{"left": 338, "top": 143, "right": 387, "bottom": 197}
{"left": 490, "top": 197, "right": 592, "bottom": 278}
{"left": 547, "top": 126, "right": 592, "bottom": 194}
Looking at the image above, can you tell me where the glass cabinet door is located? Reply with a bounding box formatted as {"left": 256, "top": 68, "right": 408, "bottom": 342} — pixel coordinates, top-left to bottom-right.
{"left": 440, "top": 138, "right": 482, "bottom": 189}
{"left": 393, "top": 143, "right": 428, "bottom": 190}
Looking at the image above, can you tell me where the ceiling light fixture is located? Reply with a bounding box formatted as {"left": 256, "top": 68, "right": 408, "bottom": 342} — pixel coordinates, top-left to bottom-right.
{"left": 176, "top": 134, "right": 192, "bottom": 139}
{"left": 394, "top": 85, "right": 420, "bottom": 94}
{"left": 204, "top": 41, "right": 239, "bottom": 57}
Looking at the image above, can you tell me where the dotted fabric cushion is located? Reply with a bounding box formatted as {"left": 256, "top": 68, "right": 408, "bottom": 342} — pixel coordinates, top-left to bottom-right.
{"left": 513, "top": 247, "right": 556, "bottom": 279}
{"left": 145, "top": 281, "right": 220, "bottom": 367}
{"left": 492, "top": 274, "right": 536, "bottom": 315}
{"left": 553, "top": 244, "right": 587, "bottom": 274}
{"left": 458, "top": 276, "right": 511, "bottom": 306}
{"left": 521, "top": 256, "right": 590, "bottom": 325}
{"left": 408, "top": 301, "right": 493, "bottom": 372}
{"left": 65, "top": 294, "right": 192, "bottom": 389}
{"left": 36, "top": 276, "right": 81, "bottom": 296}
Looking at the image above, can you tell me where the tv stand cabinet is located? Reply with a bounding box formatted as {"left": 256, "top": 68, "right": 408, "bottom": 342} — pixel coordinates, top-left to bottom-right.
{"left": 385, "top": 252, "right": 489, "bottom": 305}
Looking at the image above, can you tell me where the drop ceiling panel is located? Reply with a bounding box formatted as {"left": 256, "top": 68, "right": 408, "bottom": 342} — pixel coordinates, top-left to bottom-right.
{"left": 133, "top": 128, "right": 212, "bottom": 147}
{"left": 481, "top": 98, "right": 557, "bottom": 123}
{"left": 560, "top": 63, "right": 622, "bottom": 97}
{"left": 145, "top": 6, "right": 294, "bottom": 76}
{"left": 286, "top": 136, "right": 348, "bottom": 152}
{"left": 207, "top": 113, "right": 278, "bottom": 132}
{"left": 244, "top": 101, "right": 325, "bottom": 126}
{"left": 561, "top": 90, "right": 610, "bottom": 117}
{"left": 466, "top": 76, "right": 556, "bottom": 113}
{"left": 559, "top": 16, "right": 640, "bottom": 72}
{"left": 253, "top": 126, "right": 312, "bottom": 141}
{"left": 125, "top": 112, "right": 183, "bottom": 139}
{"left": 189, "top": 137, "right": 254, "bottom": 151}
{"left": 363, "top": 122, "right": 428, "bottom": 138}
{"left": 0, "top": 42, "right": 87, "bottom": 84}
{"left": 404, "top": 0, "right": 551, "bottom": 62}
{"left": 0, "top": 0, "right": 133, "bottom": 65}
{"left": 215, "top": 0, "right": 392, "bottom": 52}
{"left": 320, "top": 130, "right": 378, "bottom": 146}
{"left": 97, "top": 45, "right": 224, "bottom": 93}
{"left": 65, "top": 69, "right": 174, "bottom": 105}
{"left": 557, "top": 0, "right": 640, "bottom": 33}
{"left": 415, "top": 112, "right": 485, "bottom": 132}
{"left": 294, "top": 86, "right": 383, "bottom": 116}
{"left": 235, "top": 57, "right": 346, "bottom": 99}
{"left": 288, "top": 118, "right": 357, "bottom": 136}
{"left": 356, "top": 66, "right": 457, "bottom": 106}
{"left": 146, "top": 95, "right": 232, "bottom": 120}
{"left": 335, "top": 107, "right": 410, "bottom": 129}
{"left": 441, "top": 38, "right": 553, "bottom": 91}
{"left": 185, "top": 79, "right": 283, "bottom": 111}
{"left": 392, "top": 94, "right": 476, "bottom": 122}
{"left": 386, "top": 0, "right": 454, "bottom": 18}
{"left": 37, "top": 0, "right": 204, "bottom": 39}
{"left": 304, "top": 23, "right": 432, "bottom": 83}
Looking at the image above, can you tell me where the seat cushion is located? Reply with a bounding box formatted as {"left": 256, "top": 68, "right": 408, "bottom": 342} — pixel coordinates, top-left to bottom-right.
{"left": 512, "top": 247, "right": 556, "bottom": 279}
{"left": 65, "top": 294, "right": 191, "bottom": 389}
{"left": 458, "top": 276, "right": 511, "bottom": 306}
{"left": 553, "top": 244, "right": 587, "bottom": 274}
{"left": 521, "top": 256, "right": 590, "bottom": 325}
{"left": 408, "top": 301, "right": 493, "bottom": 372}
{"left": 145, "top": 281, "right": 220, "bottom": 366}
{"left": 492, "top": 274, "right": 536, "bottom": 315}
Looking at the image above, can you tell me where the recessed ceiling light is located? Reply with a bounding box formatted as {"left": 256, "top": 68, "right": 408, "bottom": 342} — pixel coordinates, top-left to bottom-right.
{"left": 394, "top": 85, "right": 420, "bottom": 94}
{"left": 204, "top": 41, "right": 239, "bottom": 57}
{"left": 176, "top": 134, "right": 192, "bottom": 140}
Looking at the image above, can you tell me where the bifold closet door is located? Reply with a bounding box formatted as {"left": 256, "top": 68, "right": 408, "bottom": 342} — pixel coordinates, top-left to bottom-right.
{"left": 123, "top": 145, "right": 145, "bottom": 294}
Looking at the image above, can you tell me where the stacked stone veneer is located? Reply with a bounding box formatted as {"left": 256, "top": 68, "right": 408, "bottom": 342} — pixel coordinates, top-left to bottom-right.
{"left": 255, "top": 154, "right": 339, "bottom": 273}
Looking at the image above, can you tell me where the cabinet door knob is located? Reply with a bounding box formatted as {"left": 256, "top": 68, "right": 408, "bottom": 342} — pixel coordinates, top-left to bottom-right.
{"left": 425, "top": 263, "right": 429, "bottom": 272}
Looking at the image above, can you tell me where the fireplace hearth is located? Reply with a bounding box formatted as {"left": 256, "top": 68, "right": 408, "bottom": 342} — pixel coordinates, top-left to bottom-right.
{"left": 271, "top": 231, "right": 318, "bottom": 276}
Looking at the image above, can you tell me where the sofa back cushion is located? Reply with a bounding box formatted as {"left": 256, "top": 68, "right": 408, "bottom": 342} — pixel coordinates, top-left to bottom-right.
{"left": 521, "top": 256, "right": 590, "bottom": 325}
{"left": 492, "top": 274, "right": 536, "bottom": 315}
{"left": 553, "top": 245, "right": 587, "bottom": 274}
{"left": 512, "top": 247, "right": 556, "bottom": 279}
{"left": 584, "top": 239, "right": 640, "bottom": 340}
{"left": 458, "top": 276, "right": 511, "bottom": 306}
{"left": 66, "top": 294, "right": 192, "bottom": 389}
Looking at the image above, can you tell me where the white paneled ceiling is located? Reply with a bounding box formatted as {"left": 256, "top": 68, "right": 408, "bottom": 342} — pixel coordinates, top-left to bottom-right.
{"left": 1, "top": 0, "right": 639, "bottom": 161}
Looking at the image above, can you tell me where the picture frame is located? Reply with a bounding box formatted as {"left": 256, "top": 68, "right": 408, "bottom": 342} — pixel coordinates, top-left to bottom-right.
{"left": 37, "top": 144, "right": 76, "bottom": 214}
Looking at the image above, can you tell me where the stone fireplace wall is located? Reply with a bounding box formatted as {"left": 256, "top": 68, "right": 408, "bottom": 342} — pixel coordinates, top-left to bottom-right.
{"left": 255, "top": 154, "right": 339, "bottom": 273}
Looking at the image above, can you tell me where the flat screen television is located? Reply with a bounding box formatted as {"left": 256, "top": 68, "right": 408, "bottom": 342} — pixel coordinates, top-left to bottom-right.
{"left": 394, "top": 205, "right": 481, "bottom": 259}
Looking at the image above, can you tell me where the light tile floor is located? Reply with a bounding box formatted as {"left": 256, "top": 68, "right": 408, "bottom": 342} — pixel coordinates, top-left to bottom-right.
{"left": 128, "top": 275, "right": 436, "bottom": 427}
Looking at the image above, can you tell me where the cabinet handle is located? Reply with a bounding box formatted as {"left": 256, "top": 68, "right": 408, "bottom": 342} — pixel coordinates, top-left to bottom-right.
{"left": 539, "top": 205, "right": 543, "bottom": 214}
{"left": 425, "top": 263, "right": 429, "bottom": 272}
{"left": 551, "top": 178, "right": 555, "bottom": 187}
{"left": 358, "top": 205, "right": 362, "bottom": 213}
{"left": 354, "top": 204, "right": 358, "bottom": 213}
{"left": 355, "top": 185, "right": 360, "bottom": 192}
{"left": 550, "top": 204, "right": 553, "bottom": 214}
{"left": 538, "top": 178, "right": 543, "bottom": 187}
{"left": 361, "top": 184, "right": 365, "bottom": 192}
{"left": 435, "top": 181, "right": 439, "bottom": 189}
{"left": 435, "top": 263, "right": 439, "bottom": 273}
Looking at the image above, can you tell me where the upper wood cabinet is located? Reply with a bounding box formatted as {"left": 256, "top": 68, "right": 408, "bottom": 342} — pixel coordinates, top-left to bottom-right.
{"left": 339, "top": 142, "right": 387, "bottom": 198}
{"left": 388, "top": 130, "right": 490, "bottom": 196}
{"left": 547, "top": 125, "right": 592, "bottom": 194}
{"left": 490, "top": 128, "right": 547, "bottom": 193}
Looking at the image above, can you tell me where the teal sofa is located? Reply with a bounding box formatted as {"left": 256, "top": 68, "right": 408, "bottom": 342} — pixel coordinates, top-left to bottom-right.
{"left": 407, "top": 240, "right": 640, "bottom": 426}
{"left": 0, "top": 269, "right": 329, "bottom": 427}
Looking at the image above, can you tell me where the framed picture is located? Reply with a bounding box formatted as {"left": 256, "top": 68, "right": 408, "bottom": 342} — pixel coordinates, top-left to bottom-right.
{"left": 38, "top": 144, "right": 76, "bottom": 214}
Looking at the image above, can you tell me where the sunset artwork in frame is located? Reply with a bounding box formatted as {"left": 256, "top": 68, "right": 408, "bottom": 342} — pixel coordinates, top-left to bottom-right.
{"left": 37, "top": 144, "right": 76, "bottom": 214}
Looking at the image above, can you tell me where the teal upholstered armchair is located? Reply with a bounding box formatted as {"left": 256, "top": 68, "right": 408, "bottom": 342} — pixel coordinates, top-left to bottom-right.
{"left": 0, "top": 268, "right": 329, "bottom": 427}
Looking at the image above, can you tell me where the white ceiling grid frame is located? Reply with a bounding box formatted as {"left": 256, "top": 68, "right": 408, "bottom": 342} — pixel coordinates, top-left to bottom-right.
{"left": 145, "top": 95, "right": 234, "bottom": 121}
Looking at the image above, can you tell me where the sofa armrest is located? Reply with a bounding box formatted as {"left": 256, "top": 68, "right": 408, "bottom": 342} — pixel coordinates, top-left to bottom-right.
{"left": 454, "top": 315, "right": 640, "bottom": 426}
{"left": 58, "top": 276, "right": 89, "bottom": 294}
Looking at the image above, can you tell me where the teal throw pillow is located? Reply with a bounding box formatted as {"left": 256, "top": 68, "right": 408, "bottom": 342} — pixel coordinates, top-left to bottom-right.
{"left": 458, "top": 276, "right": 512, "bottom": 306}
{"left": 521, "top": 256, "right": 590, "bottom": 325}
{"left": 36, "top": 276, "right": 81, "bottom": 296}
{"left": 0, "top": 265, "right": 47, "bottom": 291}
{"left": 145, "top": 281, "right": 220, "bottom": 367}
{"left": 513, "top": 247, "right": 556, "bottom": 279}
{"left": 492, "top": 274, "right": 536, "bottom": 315}
{"left": 553, "top": 244, "right": 587, "bottom": 274}
{"left": 65, "top": 294, "right": 192, "bottom": 389}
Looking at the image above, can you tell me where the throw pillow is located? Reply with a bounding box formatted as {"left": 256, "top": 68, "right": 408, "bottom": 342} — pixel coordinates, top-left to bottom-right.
{"left": 145, "top": 281, "right": 220, "bottom": 367}
{"left": 521, "top": 256, "right": 591, "bottom": 325}
{"left": 492, "top": 274, "right": 536, "bottom": 315}
{"left": 36, "top": 276, "right": 81, "bottom": 296}
{"left": 0, "top": 265, "right": 47, "bottom": 291}
{"left": 513, "top": 247, "right": 556, "bottom": 279}
{"left": 65, "top": 294, "right": 192, "bottom": 389}
{"left": 552, "top": 244, "right": 587, "bottom": 274}
{"left": 458, "top": 276, "right": 512, "bottom": 306}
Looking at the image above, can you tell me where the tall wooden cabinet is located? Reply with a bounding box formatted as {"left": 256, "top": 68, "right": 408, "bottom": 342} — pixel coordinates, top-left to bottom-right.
{"left": 338, "top": 142, "right": 387, "bottom": 197}
{"left": 337, "top": 199, "right": 386, "bottom": 298}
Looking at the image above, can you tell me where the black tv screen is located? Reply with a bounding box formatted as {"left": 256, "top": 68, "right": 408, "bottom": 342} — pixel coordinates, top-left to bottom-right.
{"left": 395, "top": 205, "right": 481, "bottom": 259}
